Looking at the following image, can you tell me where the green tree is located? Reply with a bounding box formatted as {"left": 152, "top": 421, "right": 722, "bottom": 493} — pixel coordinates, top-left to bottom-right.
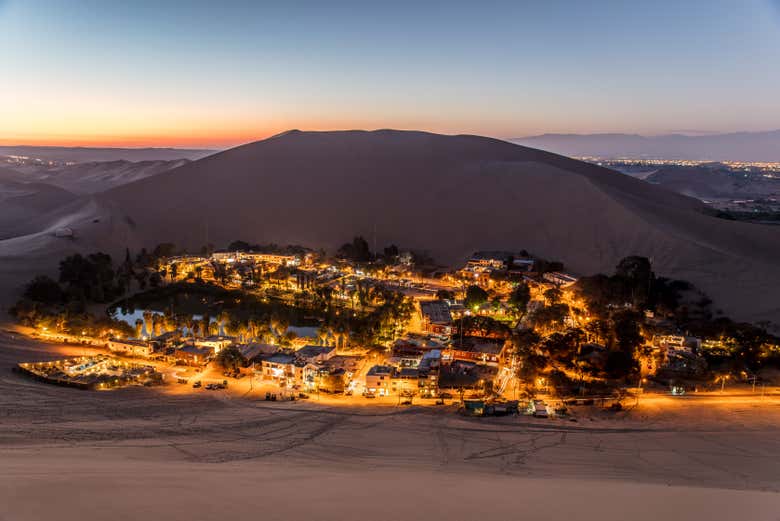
{"left": 216, "top": 345, "right": 244, "bottom": 371}
{"left": 508, "top": 282, "right": 531, "bottom": 314}
{"left": 464, "top": 285, "right": 488, "bottom": 310}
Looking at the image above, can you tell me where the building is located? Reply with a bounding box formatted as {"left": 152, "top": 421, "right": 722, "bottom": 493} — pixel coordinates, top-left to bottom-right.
{"left": 466, "top": 252, "right": 509, "bottom": 271}
{"left": 444, "top": 337, "right": 509, "bottom": 366}
{"left": 236, "top": 343, "right": 277, "bottom": 365}
{"left": 510, "top": 258, "right": 535, "bottom": 272}
{"left": 295, "top": 344, "right": 336, "bottom": 363}
{"left": 261, "top": 353, "right": 296, "bottom": 381}
{"left": 107, "top": 338, "right": 154, "bottom": 358}
{"left": 194, "top": 335, "right": 235, "bottom": 354}
{"left": 307, "top": 366, "right": 346, "bottom": 393}
{"left": 543, "top": 272, "right": 578, "bottom": 287}
{"left": 394, "top": 367, "right": 421, "bottom": 394}
{"left": 174, "top": 344, "right": 211, "bottom": 366}
{"left": 365, "top": 365, "right": 395, "bottom": 396}
{"left": 419, "top": 300, "right": 453, "bottom": 335}
{"left": 151, "top": 331, "right": 181, "bottom": 349}
{"left": 261, "top": 353, "right": 312, "bottom": 386}
{"left": 655, "top": 335, "right": 701, "bottom": 356}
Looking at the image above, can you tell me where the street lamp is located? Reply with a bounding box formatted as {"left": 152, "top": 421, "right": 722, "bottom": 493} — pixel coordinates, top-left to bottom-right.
{"left": 719, "top": 374, "right": 730, "bottom": 393}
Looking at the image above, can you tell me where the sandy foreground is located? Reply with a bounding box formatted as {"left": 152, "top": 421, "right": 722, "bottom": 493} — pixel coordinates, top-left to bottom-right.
{"left": 1, "top": 331, "right": 780, "bottom": 520}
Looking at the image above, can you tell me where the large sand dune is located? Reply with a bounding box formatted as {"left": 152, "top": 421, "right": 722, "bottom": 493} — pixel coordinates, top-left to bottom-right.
{"left": 91, "top": 130, "right": 780, "bottom": 322}
{"left": 1, "top": 333, "right": 779, "bottom": 520}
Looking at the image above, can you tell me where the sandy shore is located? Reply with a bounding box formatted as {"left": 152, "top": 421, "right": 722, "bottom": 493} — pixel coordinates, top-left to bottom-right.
{"left": 2, "top": 330, "right": 780, "bottom": 520}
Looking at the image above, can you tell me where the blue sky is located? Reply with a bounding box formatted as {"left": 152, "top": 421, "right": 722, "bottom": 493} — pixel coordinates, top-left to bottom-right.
{"left": 1, "top": 0, "right": 779, "bottom": 147}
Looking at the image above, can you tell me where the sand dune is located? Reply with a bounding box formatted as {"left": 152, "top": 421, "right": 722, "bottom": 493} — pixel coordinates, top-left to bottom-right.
{"left": 0, "top": 198, "right": 140, "bottom": 308}
{"left": 0, "top": 145, "right": 214, "bottom": 163}
{"left": 1, "top": 334, "right": 779, "bottom": 521}
{"left": 12, "top": 158, "right": 191, "bottom": 194}
{"left": 0, "top": 167, "right": 78, "bottom": 239}
{"left": 646, "top": 166, "right": 780, "bottom": 201}
{"left": 89, "top": 130, "right": 780, "bottom": 322}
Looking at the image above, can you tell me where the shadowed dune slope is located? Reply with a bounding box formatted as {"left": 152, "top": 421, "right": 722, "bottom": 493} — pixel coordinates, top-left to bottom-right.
{"left": 72, "top": 129, "right": 778, "bottom": 322}
{"left": 15, "top": 159, "right": 191, "bottom": 195}
{"left": 0, "top": 167, "right": 79, "bottom": 239}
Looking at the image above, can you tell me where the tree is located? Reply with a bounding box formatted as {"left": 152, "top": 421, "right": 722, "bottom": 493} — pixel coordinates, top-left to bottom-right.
{"left": 383, "top": 244, "right": 399, "bottom": 260}
{"left": 216, "top": 345, "right": 244, "bottom": 371}
{"left": 23, "top": 276, "right": 64, "bottom": 304}
{"left": 464, "top": 285, "right": 488, "bottom": 310}
{"left": 142, "top": 310, "right": 153, "bottom": 337}
{"left": 528, "top": 304, "right": 569, "bottom": 333}
{"left": 512, "top": 328, "right": 541, "bottom": 355}
{"left": 615, "top": 256, "right": 654, "bottom": 307}
{"left": 605, "top": 351, "right": 636, "bottom": 379}
{"left": 152, "top": 243, "right": 177, "bottom": 259}
{"left": 508, "top": 282, "right": 531, "bottom": 314}
{"left": 436, "top": 289, "right": 455, "bottom": 301}
{"left": 543, "top": 287, "right": 562, "bottom": 305}
{"left": 228, "top": 240, "right": 252, "bottom": 252}
{"left": 612, "top": 310, "right": 643, "bottom": 356}
{"left": 59, "top": 252, "right": 117, "bottom": 303}
{"left": 585, "top": 319, "right": 611, "bottom": 345}
{"left": 149, "top": 271, "right": 162, "bottom": 288}
{"left": 337, "top": 236, "right": 372, "bottom": 262}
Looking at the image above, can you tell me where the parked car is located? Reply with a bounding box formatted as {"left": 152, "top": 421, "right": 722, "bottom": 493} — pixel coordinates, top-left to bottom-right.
{"left": 192, "top": 381, "right": 201, "bottom": 388}
{"left": 532, "top": 400, "right": 549, "bottom": 418}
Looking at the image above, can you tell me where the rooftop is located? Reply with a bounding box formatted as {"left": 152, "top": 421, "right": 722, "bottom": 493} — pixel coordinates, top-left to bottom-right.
{"left": 367, "top": 365, "right": 394, "bottom": 376}
{"left": 295, "top": 344, "right": 335, "bottom": 359}
{"left": 419, "top": 300, "right": 452, "bottom": 324}
{"left": 265, "top": 353, "right": 296, "bottom": 365}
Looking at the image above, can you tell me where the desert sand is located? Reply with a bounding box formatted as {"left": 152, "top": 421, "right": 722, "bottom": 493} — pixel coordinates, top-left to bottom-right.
{"left": 2, "top": 330, "right": 779, "bottom": 520}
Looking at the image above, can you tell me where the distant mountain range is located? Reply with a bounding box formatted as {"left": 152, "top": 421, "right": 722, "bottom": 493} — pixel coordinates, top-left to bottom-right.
{"left": 512, "top": 130, "right": 780, "bottom": 162}
{"left": 0, "top": 145, "right": 215, "bottom": 163}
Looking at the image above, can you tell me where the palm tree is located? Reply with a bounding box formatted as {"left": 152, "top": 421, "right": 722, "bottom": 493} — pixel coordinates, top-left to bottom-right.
{"left": 247, "top": 317, "right": 260, "bottom": 341}
{"left": 237, "top": 322, "right": 249, "bottom": 343}
{"left": 270, "top": 313, "right": 289, "bottom": 339}
{"left": 185, "top": 316, "right": 197, "bottom": 338}
{"left": 134, "top": 319, "right": 144, "bottom": 339}
{"left": 216, "top": 310, "right": 230, "bottom": 336}
{"left": 201, "top": 313, "right": 211, "bottom": 338}
{"left": 142, "top": 310, "right": 153, "bottom": 337}
{"left": 316, "top": 328, "right": 329, "bottom": 346}
{"left": 151, "top": 314, "right": 163, "bottom": 337}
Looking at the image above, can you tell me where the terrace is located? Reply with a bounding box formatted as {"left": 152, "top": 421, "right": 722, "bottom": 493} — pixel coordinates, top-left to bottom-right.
{"left": 16, "top": 355, "right": 163, "bottom": 390}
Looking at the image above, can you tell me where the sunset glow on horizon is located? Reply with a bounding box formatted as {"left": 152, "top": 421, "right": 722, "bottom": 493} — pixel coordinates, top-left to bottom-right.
{"left": 3, "top": 0, "right": 780, "bottom": 149}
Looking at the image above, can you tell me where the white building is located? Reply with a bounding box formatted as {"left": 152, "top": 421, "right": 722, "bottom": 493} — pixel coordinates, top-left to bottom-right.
{"left": 107, "top": 338, "right": 154, "bottom": 358}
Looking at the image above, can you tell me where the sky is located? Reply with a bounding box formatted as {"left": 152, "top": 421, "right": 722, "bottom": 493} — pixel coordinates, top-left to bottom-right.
{"left": 2, "top": 0, "right": 780, "bottom": 148}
